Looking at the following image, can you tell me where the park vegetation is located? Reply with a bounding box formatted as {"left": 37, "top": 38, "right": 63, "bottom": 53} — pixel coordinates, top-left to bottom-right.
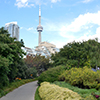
{"left": 1, "top": 26, "right": 100, "bottom": 99}
{"left": 59, "top": 67, "right": 100, "bottom": 89}
{"left": 0, "top": 27, "right": 26, "bottom": 89}
{"left": 51, "top": 38, "right": 100, "bottom": 68}
{"left": 37, "top": 38, "right": 100, "bottom": 100}
{"left": 0, "top": 27, "right": 50, "bottom": 98}
{"left": 0, "top": 79, "right": 35, "bottom": 98}
{"left": 39, "top": 82, "right": 82, "bottom": 100}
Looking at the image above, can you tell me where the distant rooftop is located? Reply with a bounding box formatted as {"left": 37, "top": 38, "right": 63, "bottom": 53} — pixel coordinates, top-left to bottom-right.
{"left": 38, "top": 41, "right": 56, "bottom": 48}
{"left": 5, "top": 22, "right": 17, "bottom": 26}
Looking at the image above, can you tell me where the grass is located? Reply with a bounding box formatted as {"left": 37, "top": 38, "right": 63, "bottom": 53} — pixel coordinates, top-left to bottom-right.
{"left": 35, "top": 86, "right": 41, "bottom": 100}
{"left": 53, "top": 81, "right": 100, "bottom": 98}
{"left": 0, "top": 79, "right": 36, "bottom": 98}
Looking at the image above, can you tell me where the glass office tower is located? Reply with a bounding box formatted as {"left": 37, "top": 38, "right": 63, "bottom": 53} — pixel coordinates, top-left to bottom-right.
{"left": 5, "top": 22, "right": 19, "bottom": 41}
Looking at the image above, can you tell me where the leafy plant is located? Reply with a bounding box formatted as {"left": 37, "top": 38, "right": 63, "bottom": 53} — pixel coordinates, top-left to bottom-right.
{"left": 53, "top": 81, "right": 98, "bottom": 98}
{"left": 59, "top": 67, "right": 100, "bottom": 89}
{"left": 51, "top": 38, "right": 100, "bottom": 68}
{"left": 38, "top": 65, "right": 67, "bottom": 85}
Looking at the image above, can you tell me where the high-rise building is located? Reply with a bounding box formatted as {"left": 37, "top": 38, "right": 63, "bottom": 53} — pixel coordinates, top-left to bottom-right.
{"left": 5, "top": 22, "right": 19, "bottom": 41}
{"left": 37, "top": 5, "right": 43, "bottom": 45}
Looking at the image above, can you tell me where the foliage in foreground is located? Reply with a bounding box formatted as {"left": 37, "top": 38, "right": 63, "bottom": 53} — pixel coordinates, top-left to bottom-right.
{"left": 35, "top": 86, "right": 41, "bottom": 100}
{"left": 53, "top": 81, "right": 99, "bottom": 99}
{"left": 0, "top": 27, "right": 38, "bottom": 90}
{"left": 0, "top": 79, "right": 35, "bottom": 98}
{"left": 0, "top": 27, "right": 26, "bottom": 88}
{"left": 59, "top": 67, "right": 100, "bottom": 89}
{"left": 38, "top": 65, "right": 67, "bottom": 85}
{"left": 39, "top": 82, "right": 82, "bottom": 100}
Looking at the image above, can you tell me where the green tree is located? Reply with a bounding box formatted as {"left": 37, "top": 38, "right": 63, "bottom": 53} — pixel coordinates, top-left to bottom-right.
{"left": 51, "top": 38, "right": 100, "bottom": 68}
{"left": 85, "top": 38, "right": 100, "bottom": 68}
{"left": 0, "top": 56, "right": 9, "bottom": 88}
{"left": 16, "top": 59, "right": 28, "bottom": 79}
{"left": 33, "top": 55, "right": 50, "bottom": 76}
{"left": 24, "top": 55, "right": 50, "bottom": 76}
{"left": 51, "top": 41, "right": 87, "bottom": 68}
{"left": 23, "top": 55, "right": 37, "bottom": 78}
{"left": 0, "top": 27, "right": 25, "bottom": 82}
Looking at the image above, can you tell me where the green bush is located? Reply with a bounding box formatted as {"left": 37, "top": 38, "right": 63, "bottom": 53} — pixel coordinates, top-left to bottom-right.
{"left": 59, "top": 66, "right": 100, "bottom": 89}
{"left": 53, "top": 81, "right": 99, "bottom": 98}
{"left": 81, "top": 95, "right": 96, "bottom": 100}
{"left": 38, "top": 65, "right": 67, "bottom": 85}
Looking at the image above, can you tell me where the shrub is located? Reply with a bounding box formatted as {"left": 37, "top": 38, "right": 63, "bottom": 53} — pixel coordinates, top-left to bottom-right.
{"left": 53, "top": 81, "right": 99, "bottom": 98}
{"left": 59, "top": 66, "right": 100, "bottom": 89}
{"left": 81, "top": 95, "right": 96, "bottom": 100}
{"left": 38, "top": 65, "right": 67, "bottom": 85}
{"left": 39, "top": 82, "right": 82, "bottom": 100}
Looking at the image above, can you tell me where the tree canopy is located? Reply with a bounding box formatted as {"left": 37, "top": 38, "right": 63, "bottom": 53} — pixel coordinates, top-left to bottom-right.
{"left": 24, "top": 55, "right": 50, "bottom": 76}
{"left": 51, "top": 38, "right": 100, "bottom": 68}
{"left": 0, "top": 27, "right": 26, "bottom": 87}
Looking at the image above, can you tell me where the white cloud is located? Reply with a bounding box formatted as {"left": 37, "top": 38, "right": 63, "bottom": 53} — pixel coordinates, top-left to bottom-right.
{"left": 42, "top": 11, "right": 100, "bottom": 48}
{"left": 15, "top": 0, "right": 34, "bottom": 8}
{"left": 16, "top": 0, "right": 28, "bottom": 3}
{"left": 96, "top": 27, "right": 100, "bottom": 37}
{"left": 20, "top": 27, "right": 23, "bottom": 29}
{"left": 59, "top": 11, "right": 100, "bottom": 39}
{"left": 51, "top": 40, "right": 67, "bottom": 48}
{"left": 51, "top": 0, "right": 61, "bottom": 3}
{"left": 50, "top": 11, "right": 100, "bottom": 48}
{"left": 82, "top": 0, "right": 93, "bottom": 3}
{"left": 53, "top": 29, "right": 100, "bottom": 48}
{"left": 15, "top": 0, "right": 60, "bottom": 8}
{"left": 27, "top": 27, "right": 34, "bottom": 31}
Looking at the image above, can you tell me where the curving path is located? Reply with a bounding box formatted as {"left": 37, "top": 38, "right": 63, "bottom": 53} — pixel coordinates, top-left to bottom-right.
{"left": 0, "top": 81, "right": 38, "bottom": 100}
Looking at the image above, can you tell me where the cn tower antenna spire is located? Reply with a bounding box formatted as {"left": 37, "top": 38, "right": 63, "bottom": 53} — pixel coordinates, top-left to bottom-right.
{"left": 39, "top": 4, "right": 41, "bottom": 16}
{"left": 37, "top": 4, "right": 43, "bottom": 45}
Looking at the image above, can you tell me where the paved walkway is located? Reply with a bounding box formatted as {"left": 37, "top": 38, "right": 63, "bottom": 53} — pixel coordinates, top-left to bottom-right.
{"left": 0, "top": 81, "right": 38, "bottom": 100}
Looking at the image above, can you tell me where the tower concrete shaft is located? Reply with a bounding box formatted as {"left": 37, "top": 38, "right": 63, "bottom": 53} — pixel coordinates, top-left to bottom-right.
{"left": 37, "top": 5, "right": 43, "bottom": 45}
{"left": 39, "top": 31, "right": 41, "bottom": 44}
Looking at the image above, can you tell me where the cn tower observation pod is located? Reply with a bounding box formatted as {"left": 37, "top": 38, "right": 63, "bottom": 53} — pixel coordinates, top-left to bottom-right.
{"left": 37, "top": 25, "right": 43, "bottom": 32}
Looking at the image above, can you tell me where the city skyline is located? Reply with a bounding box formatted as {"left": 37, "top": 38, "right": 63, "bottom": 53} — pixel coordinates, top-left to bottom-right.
{"left": 0, "top": 0, "right": 100, "bottom": 48}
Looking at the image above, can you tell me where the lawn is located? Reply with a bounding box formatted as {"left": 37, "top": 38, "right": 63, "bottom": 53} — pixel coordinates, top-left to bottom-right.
{"left": 35, "top": 86, "right": 41, "bottom": 100}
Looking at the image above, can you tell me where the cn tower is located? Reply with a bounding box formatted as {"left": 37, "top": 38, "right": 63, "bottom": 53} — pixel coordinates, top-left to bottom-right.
{"left": 37, "top": 5, "right": 43, "bottom": 45}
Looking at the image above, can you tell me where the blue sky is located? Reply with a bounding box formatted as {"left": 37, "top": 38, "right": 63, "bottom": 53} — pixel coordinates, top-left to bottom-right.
{"left": 0, "top": 0, "right": 100, "bottom": 48}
